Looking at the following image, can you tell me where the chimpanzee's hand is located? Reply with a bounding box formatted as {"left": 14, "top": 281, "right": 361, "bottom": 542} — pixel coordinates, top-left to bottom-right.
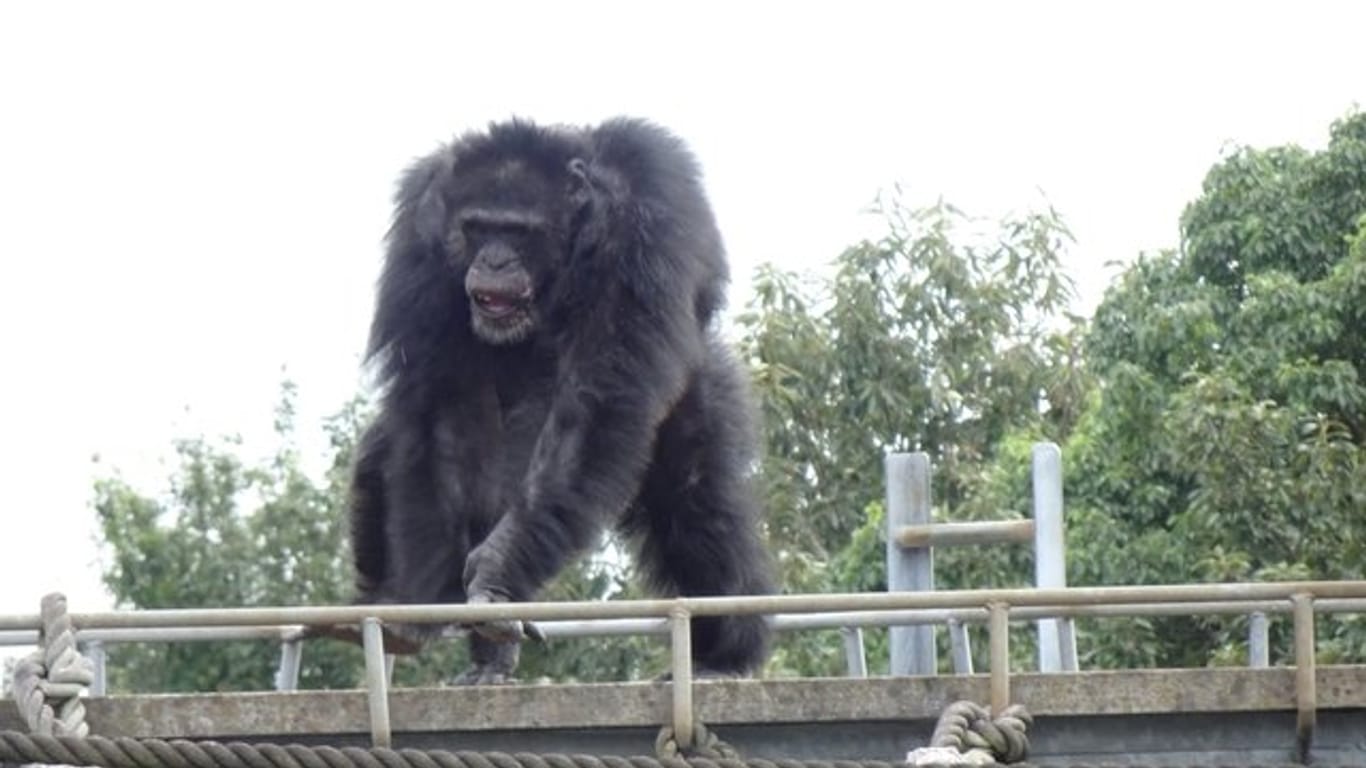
{"left": 463, "top": 591, "right": 545, "bottom": 643}
{"left": 464, "top": 537, "right": 544, "bottom": 643}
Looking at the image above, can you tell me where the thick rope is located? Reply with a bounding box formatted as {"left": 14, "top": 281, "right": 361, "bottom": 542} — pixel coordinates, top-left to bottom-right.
{"left": 653, "top": 722, "right": 739, "bottom": 760}
{"left": 906, "top": 702, "right": 1031, "bottom": 765}
{"left": 11, "top": 593, "right": 95, "bottom": 737}
{"left": 0, "top": 733, "right": 908, "bottom": 768}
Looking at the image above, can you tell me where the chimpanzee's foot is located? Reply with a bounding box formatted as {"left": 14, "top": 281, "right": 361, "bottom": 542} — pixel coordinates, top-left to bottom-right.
{"left": 656, "top": 666, "right": 746, "bottom": 682}
{"left": 451, "top": 663, "right": 516, "bottom": 685}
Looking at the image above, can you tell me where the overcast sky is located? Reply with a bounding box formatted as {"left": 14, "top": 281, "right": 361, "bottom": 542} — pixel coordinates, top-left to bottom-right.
{"left": 0, "top": 1, "right": 1363, "bottom": 636}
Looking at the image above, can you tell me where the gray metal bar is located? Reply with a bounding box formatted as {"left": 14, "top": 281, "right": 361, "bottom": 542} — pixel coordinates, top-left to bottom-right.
{"left": 1293, "top": 594, "right": 1316, "bottom": 762}
{"left": 275, "top": 638, "right": 302, "bottom": 691}
{"left": 670, "top": 607, "right": 694, "bottom": 749}
{"left": 1057, "top": 614, "right": 1078, "bottom": 672}
{"left": 948, "top": 618, "right": 973, "bottom": 674}
{"left": 540, "top": 618, "right": 669, "bottom": 636}
{"left": 1011, "top": 598, "right": 1366, "bottom": 619}
{"left": 840, "top": 626, "right": 867, "bottom": 678}
{"left": 361, "top": 618, "right": 391, "bottom": 748}
{"left": 0, "top": 626, "right": 300, "bottom": 644}
{"left": 4, "top": 583, "right": 1366, "bottom": 631}
{"left": 4, "top": 599, "right": 1364, "bottom": 647}
{"left": 1249, "top": 611, "right": 1270, "bottom": 668}
{"left": 86, "top": 640, "right": 107, "bottom": 697}
{"left": 886, "top": 451, "right": 936, "bottom": 676}
{"left": 895, "top": 519, "right": 1034, "bottom": 549}
{"left": 1032, "top": 442, "right": 1067, "bottom": 672}
{"left": 989, "top": 602, "right": 1009, "bottom": 715}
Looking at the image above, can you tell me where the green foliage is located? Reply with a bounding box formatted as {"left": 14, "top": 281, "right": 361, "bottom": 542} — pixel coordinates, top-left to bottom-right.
{"left": 94, "top": 384, "right": 367, "bottom": 692}
{"left": 745, "top": 111, "right": 1366, "bottom": 676}
{"left": 1068, "top": 110, "right": 1366, "bottom": 667}
{"left": 737, "top": 194, "right": 1085, "bottom": 675}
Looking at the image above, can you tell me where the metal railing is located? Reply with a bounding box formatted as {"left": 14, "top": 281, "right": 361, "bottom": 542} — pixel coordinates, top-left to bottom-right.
{"left": 4, "top": 580, "right": 1366, "bottom": 756}
{"left": 884, "top": 445, "right": 1077, "bottom": 676}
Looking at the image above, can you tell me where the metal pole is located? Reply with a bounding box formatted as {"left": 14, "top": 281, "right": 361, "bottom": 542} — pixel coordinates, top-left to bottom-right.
{"left": 275, "top": 638, "right": 302, "bottom": 691}
{"left": 1249, "top": 611, "right": 1270, "bottom": 668}
{"left": 896, "top": 520, "right": 1035, "bottom": 549}
{"left": 988, "top": 602, "right": 1010, "bottom": 716}
{"left": 4, "top": 582, "right": 1366, "bottom": 631}
{"left": 948, "top": 618, "right": 973, "bottom": 674}
{"left": 361, "top": 618, "right": 391, "bottom": 748}
{"left": 1058, "top": 615, "right": 1078, "bottom": 672}
{"left": 886, "top": 451, "right": 936, "bottom": 676}
{"left": 1292, "top": 594, "right": 1316, "bottom": 763}
{"left": 86, "top": 640, "right": 107, "bottom": 697}
{"left": 840, "top": 626, "right": 868, "bottom": 678}
{"left": 1032, "top": 442, "right": 1073, "bottom": 671}
{"left": 6, "top": 598, "right": 1365, "bottom": 647}
{"left": 670, "top": 607, "right": 695, "bottom": 749}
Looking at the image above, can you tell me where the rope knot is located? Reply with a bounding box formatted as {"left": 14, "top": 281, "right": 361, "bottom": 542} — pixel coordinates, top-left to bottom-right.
{"left": 908, "top": 700, "right": 1032, "bottom": 765}
{"left": 12, "top": 593, "right": 95, "bottom": 737}
{"left": 655, "top": 720, "right": 740, "bottom": 759}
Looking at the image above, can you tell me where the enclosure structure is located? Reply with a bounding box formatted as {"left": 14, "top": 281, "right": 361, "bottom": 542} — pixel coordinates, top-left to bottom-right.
{"left": 883, "top": 443, "right": 1078, "bottom": 678}
{"left": 3, "top": 447, "right": 1365, "bottom": 766}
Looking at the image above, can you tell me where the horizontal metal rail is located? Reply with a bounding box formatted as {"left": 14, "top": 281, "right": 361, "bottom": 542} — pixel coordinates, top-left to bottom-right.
{"left": 8, "top": 582, "right": 1361, "bottom": 758}
{"left": 4, "top": 581, "right": 1364, "bottom": 632}
{"left": 895, "top": 519, "right": 1035, "bottom": 549}
{"left": 4, "top": 597, "right": 1365, "bottom": 647}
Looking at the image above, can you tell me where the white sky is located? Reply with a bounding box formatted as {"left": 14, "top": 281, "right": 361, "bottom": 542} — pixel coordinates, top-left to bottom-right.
{"left": 0, "top": 0, "right": 1362, "bottom": 633}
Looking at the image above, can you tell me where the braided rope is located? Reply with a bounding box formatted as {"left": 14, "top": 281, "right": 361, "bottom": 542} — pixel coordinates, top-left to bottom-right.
{"left": 11, "top": 594, "right": 95, "bottom": 737}
{"left": 0, "top": 733, "right": 908, "bottom": 768}
{"left": 653, "top": 722, "right": 739, "bottom": 760}
{"left": 906, "top": 701, "right": 1031, "bottom": 765}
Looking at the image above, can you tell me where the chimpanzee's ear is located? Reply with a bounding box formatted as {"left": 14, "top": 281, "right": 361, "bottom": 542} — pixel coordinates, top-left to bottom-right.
{"left": 565, "top": 157, "right": 609, "bottom": 254}
{"left": 567, "top": 157, "right": 592, "bottom": 190}
{"left": 395, "top": 151, "right": 455, "bottom": 246}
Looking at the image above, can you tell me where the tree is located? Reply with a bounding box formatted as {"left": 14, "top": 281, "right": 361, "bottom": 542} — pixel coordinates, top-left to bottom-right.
{"left": 736, "top": 194, "right": 1086, "bottom": 675}
{"left": 93, "top": 385, "right": 367, "bottom": 691}
{"left": 1064, "top": 111, "right": 1366, "bottom": 667}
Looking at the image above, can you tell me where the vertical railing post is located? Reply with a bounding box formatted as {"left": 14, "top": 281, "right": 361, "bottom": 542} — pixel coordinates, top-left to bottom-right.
{"left": 886, "top": 452, "right": 936, "bottom": 676}
{"left": 1292, "top": 594, "right": 1316, "bottom": 763}
{"left": 361, "top": 618, "right": 392, "bottom": 748}
{"left": 988, "top": 602, "right": 1010, "bottom": 716}
{"left": 841, "top": 626, "right": 868, "bottom": 678}
{"left": 1057, "top": 616, "right": 1078, "bottom": 672}
{"left": 1249, "top": 611, "right": 1270, "bottom": 668}
{"left": 275, "top": 638, "right": 302, "bottom": 691}
{"left": 85, "top": 641, "right": 107, "bottom": 697}
{"left": 670, "top": 606, "right": 695, "bottom": 749}
{"left": 1032, "top": 442, "right": 1075, "bottom": 671}
{"left": 947, "top": 618, "right": 974, "bottom": 674}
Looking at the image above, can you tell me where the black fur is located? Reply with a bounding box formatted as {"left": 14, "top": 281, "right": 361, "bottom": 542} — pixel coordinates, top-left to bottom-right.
{"left": 350, "top": 117, "right": 775, "bottom": 682}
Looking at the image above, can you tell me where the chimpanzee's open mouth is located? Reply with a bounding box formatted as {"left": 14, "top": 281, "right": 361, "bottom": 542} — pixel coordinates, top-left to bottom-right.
{"left": 471, "top": 290, "right": 532, "bottom": 319}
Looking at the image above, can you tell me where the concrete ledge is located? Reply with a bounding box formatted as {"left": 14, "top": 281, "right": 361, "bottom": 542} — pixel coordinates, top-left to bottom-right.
{"left": 1, "top": 667, "right": 1363, "bottom": 740}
